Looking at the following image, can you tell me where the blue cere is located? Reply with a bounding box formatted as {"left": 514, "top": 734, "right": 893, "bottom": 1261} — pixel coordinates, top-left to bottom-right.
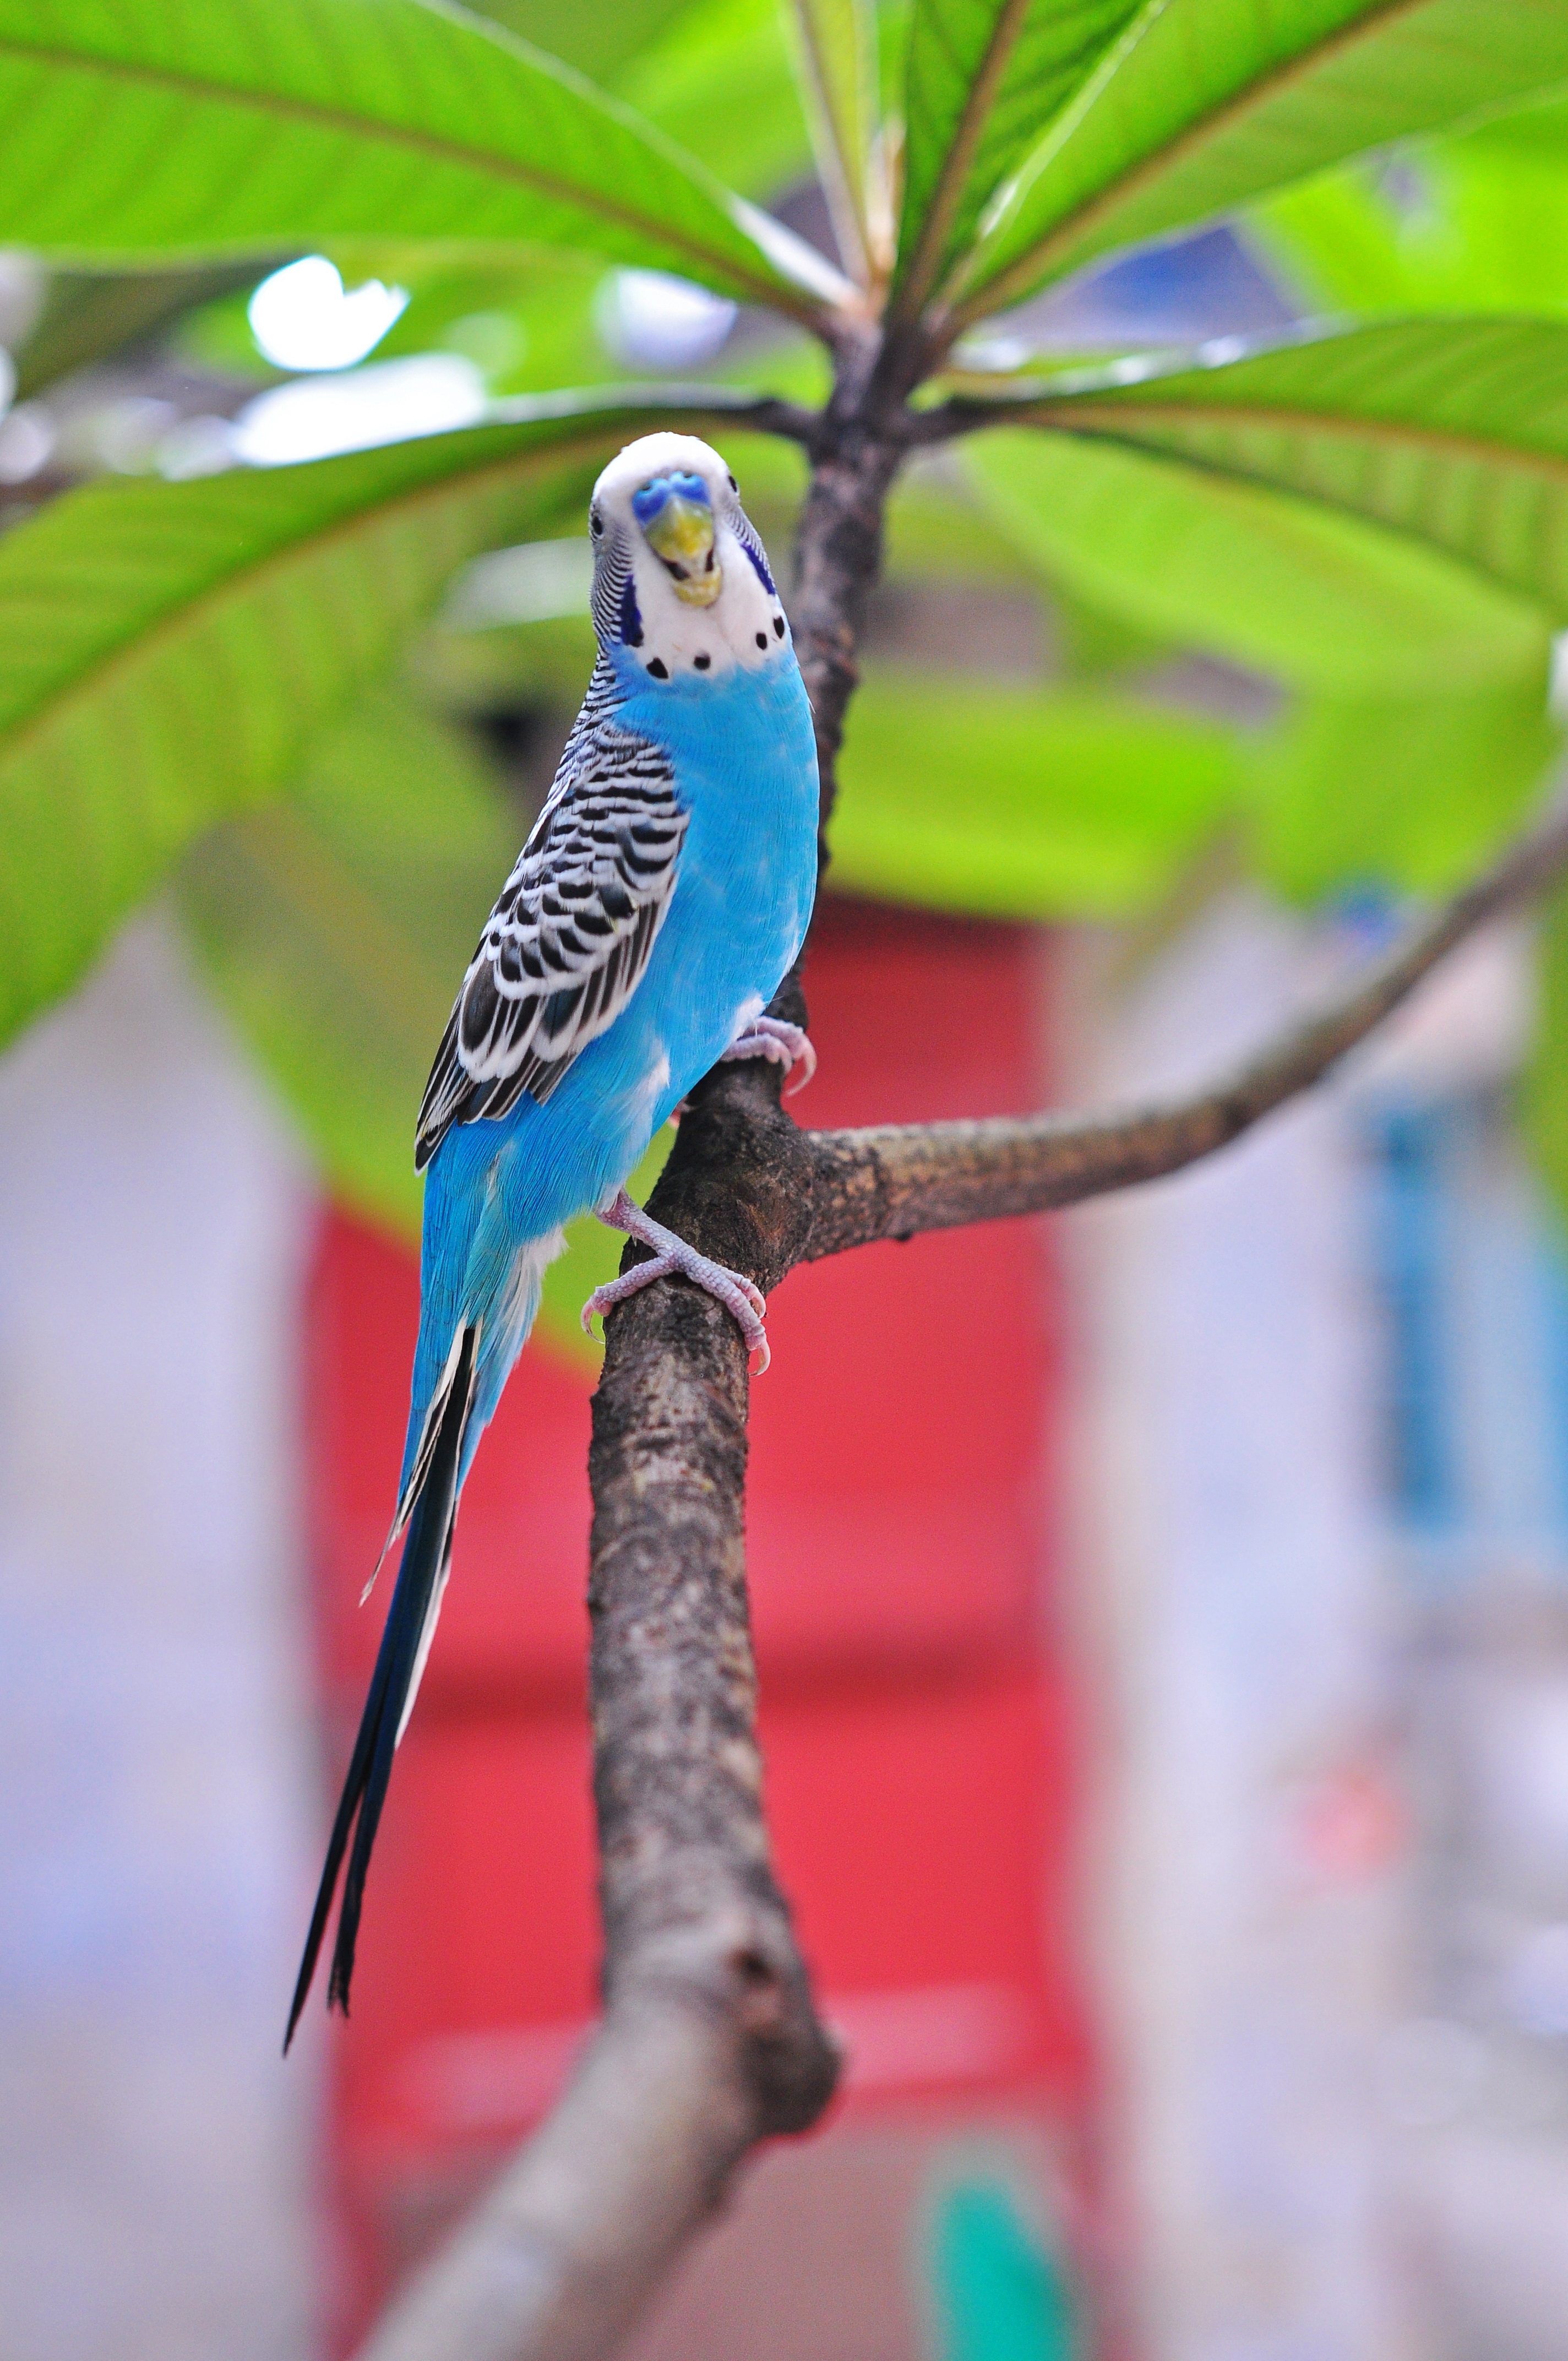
{"left": 631, "top": 470, "right": 710, "bottom": 526}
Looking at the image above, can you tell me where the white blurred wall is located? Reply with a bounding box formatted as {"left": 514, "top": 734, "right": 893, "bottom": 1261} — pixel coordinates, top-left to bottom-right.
{"left": 1065, "top": 897, "right": 1416, "bottom": 2361}
{"left": 1065, "top": 898, "right": 1568, "bottom": 2361}
{"left": 0, "top": 917, "right": 323, "bottom": 2360}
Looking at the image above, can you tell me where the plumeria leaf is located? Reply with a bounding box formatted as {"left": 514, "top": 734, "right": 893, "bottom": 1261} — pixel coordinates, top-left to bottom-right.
{"left": 1248, "top": 677, "right": 1560, "bottom": 901}
{"left": 782, "top": 0, "right": 880, "bottom": 278}
{"left": 0, "top": 0, "right": 843, "bottom": 319}
{"left": 1254, "top": 106, "right": 1568, "bottom": 320}
{"left": 963, "top": 378, "right": 1563, "bottom": 905}
{"left": 620, "top": 0, "right": 812, "bottom": 201}
{"left": 965, "top": 420, "right": 1556, "bottom": 695}
{"left": 950, "top": 0, "right": 1568, "bottom": 325}
{"left": 960, "top": 318, "right": 1568, "bottom": 622}
{"left": 893, "top": 0, "right": 1144, "bottom": 317}
{"left": 832, "top": 668, "right": 1241, "bottom": 914}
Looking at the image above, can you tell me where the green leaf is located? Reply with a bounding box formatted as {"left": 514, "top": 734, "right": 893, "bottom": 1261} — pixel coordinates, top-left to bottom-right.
{"left": 893, "top": 0, "right": 1144, "bottom": 315}
{"left": 1251, "top": 676, "right": 1560, "bottom": 900}
{"left": 965, "top": 422, "right": 1556, "bottom": 693}
{"left": 1251, "top": 158, "right": 1467, "bottom": 317}
{"left": 178, "top": 679, "right": 668, "bottom": 1366}
{"left": 620, "top": 0, "right": 812, "bottom": 201}
{"left": 971, "top": 318, "right": 1568, "bottom": 624}
{"left": 831, "top": 669, "right": 1241, "bottom": 915}
{"left": 964, "top": 381, "right": 1562, "bottom": 902}
{"left": 470, "top": 0, "right": 696, "bottom": 85}
{"left": 951, "top": 0, "right": 1568, "bottom": 324}
{"left": 1255, "top": 108, "right": 1568, "bottom": 320}
{"left": 782, "top": 0, "right": 880, "bottom": 278}
{"left": 0, "top": 389, "right": 763, "bottom": 1047}
{"left": 181, "top": 695, "right": 508, "bottom": 1248}
{"left": 0, "top": 0, "right": 839, "bottom": 319}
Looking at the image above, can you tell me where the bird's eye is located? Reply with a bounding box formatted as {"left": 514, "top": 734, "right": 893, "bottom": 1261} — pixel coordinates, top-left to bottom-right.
{"left": 727, "top": 472, "right": 737, "bottom": 491}
{"left": 590, "top": 507, "right": 603, "bottom": 537}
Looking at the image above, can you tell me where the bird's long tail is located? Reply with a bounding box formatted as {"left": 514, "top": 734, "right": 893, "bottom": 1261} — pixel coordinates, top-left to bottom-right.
{"left": 284, "top": 1325, "right": 477, "bottom": 2052}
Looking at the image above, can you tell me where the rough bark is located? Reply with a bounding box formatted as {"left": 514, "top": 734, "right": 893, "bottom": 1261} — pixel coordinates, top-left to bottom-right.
{"left": 791, "top": 429, "right": 901, "bottom": 828}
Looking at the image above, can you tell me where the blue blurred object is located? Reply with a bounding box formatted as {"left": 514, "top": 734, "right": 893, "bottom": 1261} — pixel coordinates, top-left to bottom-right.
{"left": 968, "top": 222, "right": 1299, "bottom": 362}
{"left": 1366, "top": 1090, "right": 1568, "bottom": 1563}
{"left": 928, "top": 2177, "right": 1075, "bottom": 2361}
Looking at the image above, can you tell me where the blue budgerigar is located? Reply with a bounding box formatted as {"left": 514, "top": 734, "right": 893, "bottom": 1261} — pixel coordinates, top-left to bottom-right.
{"left": 286, "top": 434, "right": 820, "bottom": 2044}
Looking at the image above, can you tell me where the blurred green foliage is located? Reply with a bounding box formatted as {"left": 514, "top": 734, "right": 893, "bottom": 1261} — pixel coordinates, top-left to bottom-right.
{"left": 1257, "top": 99, "right": 1568, "bottom": 321}
{"left": 832, "top": 672, "right": 1242, "bottom": 916}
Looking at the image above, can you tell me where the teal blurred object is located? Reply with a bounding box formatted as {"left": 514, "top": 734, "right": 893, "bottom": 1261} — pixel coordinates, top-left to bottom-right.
{"left": 929, "top": 2178, "right": 1075, "bottom": 2361}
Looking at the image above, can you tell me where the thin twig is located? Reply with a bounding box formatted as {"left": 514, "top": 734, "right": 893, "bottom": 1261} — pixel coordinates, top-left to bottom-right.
{"left": 798, "top": 780, "right": 1568, "bottom": 1259}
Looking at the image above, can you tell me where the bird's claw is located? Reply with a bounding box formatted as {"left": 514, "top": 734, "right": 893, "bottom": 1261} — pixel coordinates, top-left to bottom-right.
{"left": 721, "top": 1016, "right": 816, "bottom": 1097}
{"left": 581, "top": 1245, "right": 770, "bottom": 1373}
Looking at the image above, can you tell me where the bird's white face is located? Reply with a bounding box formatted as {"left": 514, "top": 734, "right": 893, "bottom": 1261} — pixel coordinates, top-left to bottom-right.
{"left": 589, "top": 432, "right": 791, "bottom": 684}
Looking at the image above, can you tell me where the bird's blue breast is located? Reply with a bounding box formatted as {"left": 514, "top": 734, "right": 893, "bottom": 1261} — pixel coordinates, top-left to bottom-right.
{"left": 612, "top": 648, "right": 820, "bottom": 1101}
{"left": 533, "top": 646, "right": 819, "bottom": 1194}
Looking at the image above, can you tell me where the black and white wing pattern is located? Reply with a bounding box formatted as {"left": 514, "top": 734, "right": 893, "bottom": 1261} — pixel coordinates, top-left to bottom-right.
{"left": 415, "top": 664, "right": 687, "bottom": 1171}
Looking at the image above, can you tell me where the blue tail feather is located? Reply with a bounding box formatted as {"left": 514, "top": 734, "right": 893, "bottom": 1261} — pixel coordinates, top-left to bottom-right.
{"left": 284, "top": 1325, "right": 477, "bottom": 2050}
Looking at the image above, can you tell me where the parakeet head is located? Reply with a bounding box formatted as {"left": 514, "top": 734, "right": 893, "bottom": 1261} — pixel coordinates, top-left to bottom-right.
{"left": 588, "top": 432, "right": 791, "bottom": 684}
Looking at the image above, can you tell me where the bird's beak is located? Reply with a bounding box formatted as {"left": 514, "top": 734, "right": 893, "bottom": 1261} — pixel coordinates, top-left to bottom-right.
{"left": 634, "top": 476, "right": 722, "bottom": 607}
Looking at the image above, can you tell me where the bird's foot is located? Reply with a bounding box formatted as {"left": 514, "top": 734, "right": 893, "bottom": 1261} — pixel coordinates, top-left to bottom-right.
{"left": 720, "top": 1014, "right": 816, "bottom": 1096}
{"left": 581, "top": 1188, "right": 771, "bottom": 1372}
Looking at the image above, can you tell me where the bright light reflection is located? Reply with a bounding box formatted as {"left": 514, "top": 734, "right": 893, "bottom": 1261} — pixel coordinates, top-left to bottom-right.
{"left": 1551, "top": 630, "right": 1568, "bottom": 721}
{"left": 248, "top": 256, "right": 409, "bottom": 372}
{"left": 230, "top": 355, "right": 487, "bottom": 467}
{"left": 597, "top": 269, "right": 736, "bottom": 369}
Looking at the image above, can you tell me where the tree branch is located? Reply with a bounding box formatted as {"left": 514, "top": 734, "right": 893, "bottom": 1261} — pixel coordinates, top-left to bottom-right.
{"left": 358, "top": 1047, "right": 833, "bottom": 2361}
{"left": 790, "top": 424, "right": 901, "bottom": 830}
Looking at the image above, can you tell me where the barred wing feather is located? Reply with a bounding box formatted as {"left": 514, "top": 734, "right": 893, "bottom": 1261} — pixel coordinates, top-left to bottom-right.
{"left": 415, "top": 692, "right": 685, "bottom": 1169}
